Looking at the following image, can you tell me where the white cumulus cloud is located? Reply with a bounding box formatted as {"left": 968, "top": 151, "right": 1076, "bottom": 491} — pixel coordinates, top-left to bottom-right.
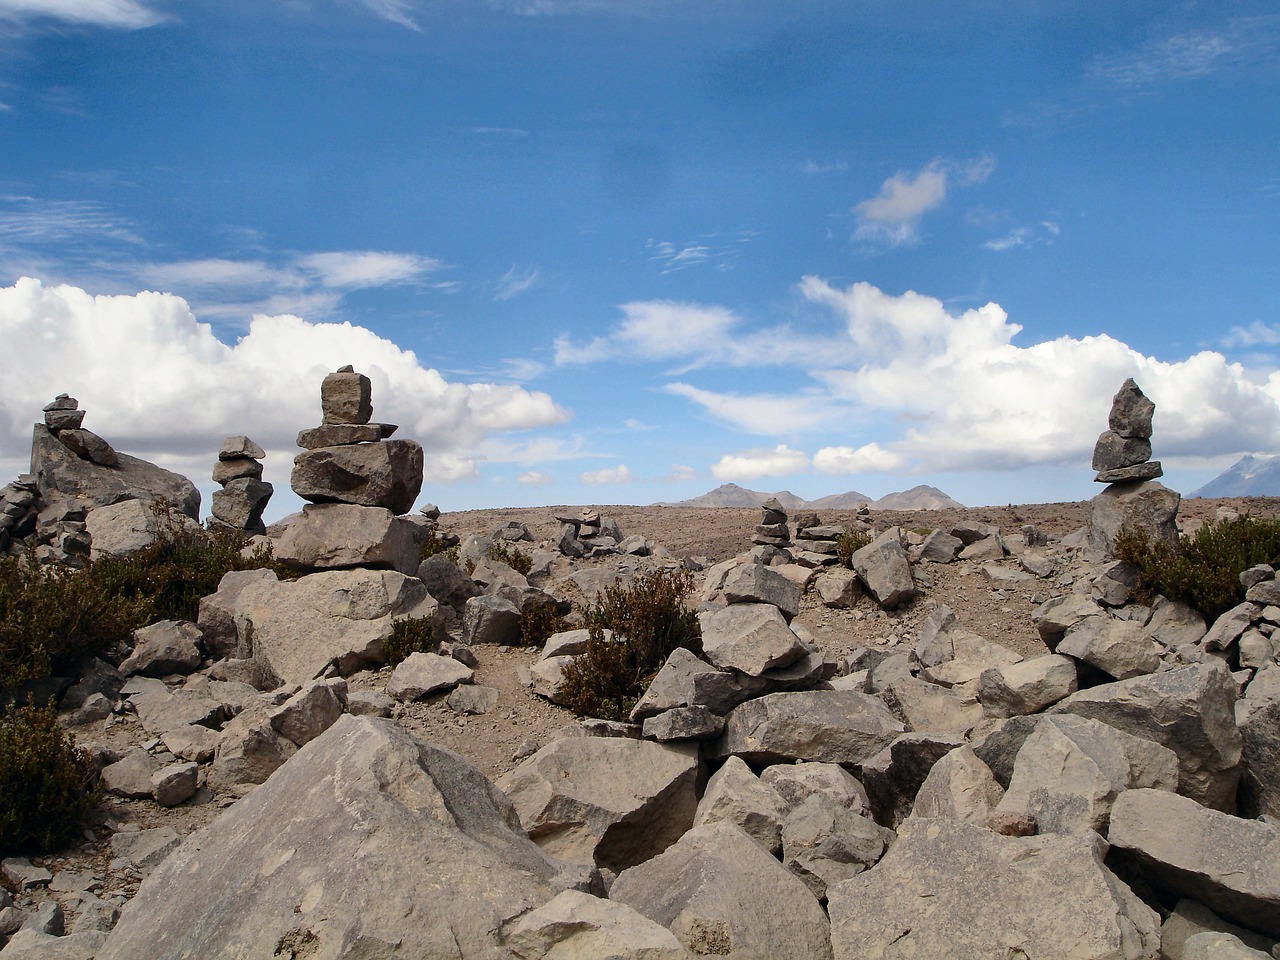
{"left": 854, "top": 156, "right": 995, "bottom": 248}
{"left": 0, "top": 278, "right": 570, "bottom": 489}
{"left": 813, "top": 443, "right": 904, "bottom": 474}
{"left": 711, "top": 445, "right": 809, "bottom": 481}
{"left": 580, "top": 464, "right": 632, "bottom": 484}
{"left": 518, "top": 470, "right": 553, "bottom": 486}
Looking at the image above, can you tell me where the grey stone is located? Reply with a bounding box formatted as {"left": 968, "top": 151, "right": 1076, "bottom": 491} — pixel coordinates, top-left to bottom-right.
{"left": 119, "top": 619, "right": 203, "bottom": 678}
{"left": 693, "top": 755, "right": 787, "bottom": 855}
{"left": 500, "top": 890, "right": 688, "bottom": 960}
{"left": 1109, "top": 788, "right": 1280, "bottom": 938}
{"left": 908, "top": 745, "right": 1004, "bottom": 824}
{"left": 782, "top": 795, "right": 894, "bottom": 903}
{"left": 233, "top": 569, "right": 441, "bottom": 687}
{"left": 496, "top": 737, "right": 700, "bottom": 872}
{"left": 1204, "top": 602, "right": 1262, "bottom": 651}
{"left": 218, "top": 436, "right": 266, "bottom": 461}
{"left": 108, "top": 827, "right": 182, "bottom": 874}
{"left": 1096, "top": 461, "right": 1165, "bottom": 483}
{"left": 1239, "top": 696, "right": 1280, "bottom": 819}
{"left": 641, "top": 706, "right": 724, "bottom": 742}
{"left": 714, "top": 690, "right": 904, "bottom": 767}
{"left": 629, "top": 648, "right": 751, "bottom": 721}
{"left": 1057, "top": 617, "right": 1162, "bottom": 680}
{"left": 1092, "top": 431, "right": 1153, "bottom": 471}
{"left": 447, "top": 684, "right": 499, "bottom": 715}
{"left": 1033, "top": 593, "right": 1106, "bottom": 650}
{"left": 978, "top": 654, "right": 1079, "bottom": 718}
{"left": 56, "top": 427, "right": 117, "bottom": 465}
{"left": 85, "top": 498, "right": 193, "bottom": 561}
{"left": 151, "top": 762, "right": 199, "bottom": 807}
{"left": 815, "top": 568, "right": 862, "bottom": 608}
{"left": 827, "top": 818, "right": 1160, "bottom": 960}
{"left": 1, "top": 859, "right": 51, "bottom": 891}
{"left": 96, "top": 717, "right": 585, "bottom": 960}
{"left": 209, "top": 477, "right": 273, "bottom": 530}
{"left": 196, "top": 568, "right": 277, "bottom": 661}
{"left": 268, "top": 678, "right": 348, "bottom": 746}
{"left": 1052, "top": 661, "right": 1243, "bottom": 810}
{"left": 698, "top": 603, "right": 806, "bottom": 677}
{"left": 611, "top": 821, "right": 834, "bottom": 960}
{"left": 159, "top": 724, "right": 221, "bottom": 764}
{"left": 211, "top": 456, "right": 263, "bottom": 484}
{"left": 1183, "top": 932, "right": 1273, "bottom": 959}
{"left": 721, "top": 562, "right": 801, "bottom": 619}
{"left": 462, "top": 592, "right": 522, "bottom": 645}
{"left": 0, "top": 929, "right": 107, "bottom": 959}
{"left": 416, "top": 553, "right": 482, "bottom": 614}
{"left": 206, "top": 700, "right": 297, "bottom": 797}
{"left": 850, "top": 527, "right": 917, "bottom": 609}
{"left": 1109, "top": 378, "right": 1156, "bottom": 438}
{"left": 881, "top": 677, "right": 985, "bottom": 735}
{"left": 101, "top": 748, "right": 161, "bottom": 799}
{"left": 917, "top": 529, "right": 963, "bottom": 563}
{"left": 291, "top": 438, "right": 424, "bottom": 514}
{"left": 320, "top": 368, "right": 373, "bottom": 424}
{"left": 1088, "top": 480, "right": 1181, "bottom": 556}
{"left": 760, "top": 761, "right": 871, "bottom": 817}
{"left": 1160, "top": 899, "right": 1278, "bottom": 960}
{"left": 528, "top": 655, "right": 575, "bottom": 706}
{"left": 345, "top": 688, "right": 394, "bottom": 718}
{"left": 274, "top": 503, "right": 424, "bottom": 575}
{"left": 296, "top": 422, "right": 393, "bottom": 448}
{"left": 959, "top": 534, "right": 1008, "bottom": 561}
{"left": 860, "top": 731, "right": 967, "bottom": 828}
{"left": 386, "top": 652, "right": 473, "bottom": 701}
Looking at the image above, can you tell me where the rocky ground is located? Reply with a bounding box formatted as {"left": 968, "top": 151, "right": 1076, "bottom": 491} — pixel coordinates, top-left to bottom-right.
{"left": 5, "top": 493, "right": 1280, "bottom": 956}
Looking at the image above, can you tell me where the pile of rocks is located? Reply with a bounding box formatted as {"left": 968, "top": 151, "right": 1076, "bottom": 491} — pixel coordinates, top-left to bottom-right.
{"left": 552, "top": 508, "right": 652, "bottom": 558}
{"left": 207, "top": 436, "right": 272, "bottom": 535}
{"left": 42, "top": 394, "right": 116, "bottom": 468}
{"left": 0, "top": 475, "right": 41, "bottom": 556}
{"left": 752, "top": 496, "right": 793, "bottom": 549}
{"left": 1088, "top": 379, "right": 1181, "bottom": 556}
{"left": 792, "top": 516, "right": 847, "bottom": 567}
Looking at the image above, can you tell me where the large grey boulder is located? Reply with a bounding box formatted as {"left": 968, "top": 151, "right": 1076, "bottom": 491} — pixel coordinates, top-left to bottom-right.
{"left": 96, "top": 716, "right": 584, "bottom": 960}
{"left": 1088, "top": 480, "right": 1180, "bottom": 556}
{"left": 32, "top": 423, "right": 200, "bottom": 519}
{"left": 1057, "top": 617, "right": 1161, "bottom": 680}
{"left": 908, "top": 745, "right": 1004, "bottom": 824}
{"left": 782, "top": 795, "right": 894, "bottom": 902}
{"left": 496, "top": 737, "right": 700, "bottom": 873}
{"left": 197, "top": 568, "right": 277, "bottom": 660}
{"left": 1109, "top": 788, "right": 1280, "bottom": 938}
{"left": 714, "top": 690, "right": 904, "bottom": 767}
{"left": 210, "top": 477, "right": 273, "bottom": 530}
{"left": 721, "top": 563, "right": 801, "bottom": 620}
{"left": 698, "top": 603, "right": 806, "bottom": 677}
{"left": 233, "top": 569, "right": 441, "bottom": 688}
{"left": 693, "top": 756, "right": 787, "bottom": 856}
{"left": 291, "top": 438, "right": 424, "bottom": 514}
{"left": 463, "top": 592, "right": 523, "bottom": 645}
{"left": 610, "top": 821, "right": 834, "bottom": 960}
{"left": 978, "top": 654, "right": 1078, "bottom": 718}
{"left": 1160, "top": 899, "right": 1278, "bottom": 960}
{"left": 760, "top": 761, "right": 871, "bottom": 817}
{"left": 1239, "top": 696, "right": 1280, "bottom": 819}
{"left": 850, "top": 527, "right": 917, "bottom": 609}
{"left": 273, "top": 503, "right": 425, "bottom": 575}
{"left": 417, "top": 552, "right": 483, "bottom": 614}
{"left": 206, "top": 698, "right": 296, "bottom": 797}
{"left": 860, "top": 732, "right": 967, "bottom": 828}
{"left": 1052, "top": 661, "right": 1242, "bottom": 810}
{"left": 629, "top": 648, "right": 754, "bottom": 721}
{"left": 85, "top": 498, "right": 199, "bottom": 561}
{"left": 320, "top": 367, "right": 372, "bottom": 424}
{"left": 995, "top": 714, "right": 1179, "bottom": 836}
{"left": 119, "top": 620, "right": 203, "bottom": 678}
{"left": 880, "top": 677, "right": 985, "bottom": 735}
{"left": 385, "top": 652, "right": 473, "bottom": 701}
{"left": 827, "top": 819, "right": 1160, "bottom": 960}
{"left": 500, "top": 890, "right": 688, "bottom": 960}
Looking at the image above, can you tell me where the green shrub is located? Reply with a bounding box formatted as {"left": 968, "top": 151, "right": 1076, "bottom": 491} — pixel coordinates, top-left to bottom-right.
{"left": 419, "top": 527, "right": 459, "bottom": 566}
{"left": 519, "top": 600, "right": 570, "bottom": 649}
{"left": 837, "top": 528, "right": 873, "bottom": 569}
{"left": 383, "top": 616, "right": 435, "bottom": 667}
{"left": 1115, "top": 515, "right": 1280, "bottom": 622}
{"left": 0, "top": 701, "right": 100, "bottom": 853}
{"left": 560, "top": 569, "right": 700, "bottom": 720}
{"left": 486, "top": 540, "right": 533, "bottom": 576}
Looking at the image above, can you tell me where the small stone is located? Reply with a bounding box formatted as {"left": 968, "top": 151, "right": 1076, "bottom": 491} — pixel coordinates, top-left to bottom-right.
{"left": 218, "top": 436, "right": 266, "bottom": 461}
{"left": 151, "top": 762, "right": 199, "bottom": 807}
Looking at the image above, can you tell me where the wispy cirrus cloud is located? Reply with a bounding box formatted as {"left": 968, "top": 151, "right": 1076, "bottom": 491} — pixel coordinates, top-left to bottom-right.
{"left": 354, "top": 0, "right": 421, "bottom": 30}
{"left": 984, "top": 220, "right": 1060, "bottom": 252}
{"left": 853, "top": 156, "right": 995, "bottom": 249}
{"left": 1088, "top": 18, "right": 1280, "bottom": 90}
{"left": 0, "top": 0, "right": 166, "bottom": 29}
{"left": 494, "top": 262, "right": 539, "bottom": 300}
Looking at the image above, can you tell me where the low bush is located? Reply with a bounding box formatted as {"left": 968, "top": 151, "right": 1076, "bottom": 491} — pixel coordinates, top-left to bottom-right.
{"left": 1115, "top": 515, "right": 1280, "bottom": 622}
{"left": 519, "top": 600, "right": 570, "bottom": 649}
{"left": 419, "top": 527, "right": 458, "bottom": 566}
{"left": 837, "top": 528, "right": 873, "bottom": 569}
{"left": 486, "top": 540, "right": 533, "bottom": 576}
{"left": 0, "top": 701, "right": 100, "bottom": 853}
{"left": 559, "top": 568, "right": 700, "bottom": 720}
{"left": 383, "top": 616, "right": 435, "bottom": 667}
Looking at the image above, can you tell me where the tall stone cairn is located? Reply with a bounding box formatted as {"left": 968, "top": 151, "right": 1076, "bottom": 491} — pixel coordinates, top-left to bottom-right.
{"left": 1088, "top": 379, "right": 1180, "bottom": 556}
{"left": 753, "top": 496, "right": 792, "bottom": 548}
{"left": 209, "top": 436, "right": 272, "bottom": 534}
{"left": 290, "top": 366, "right": 424, "bottom": 515}
{"left": 1091, "top": 378, "right": 1161, "bottom": 482}
{"left": 42, "top": 393, "right": 117, "bottom": 467}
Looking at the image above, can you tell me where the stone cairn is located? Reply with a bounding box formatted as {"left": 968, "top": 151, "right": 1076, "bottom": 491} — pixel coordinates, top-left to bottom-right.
{"left": 1092, "top": 378, "right": 1161, "bottom": 482}
{"left": 1088, "top": 378, "right": 1180, "bottom": 555}
{"left": 0, "top": 475, "right": 42, "bottom": 557}
{"left": 752, "top": 496, "right": 792, "bottom": 549}
{"left": 208, "top": 436, "right": 272, "bottom": 535}
{"left": 43, "top": 393, "right": 117, "bottom": 467}
{"left": 552, "top": 508, "right": 646, "bottom": 558}
{"left": 290, "top": 366, "right": 424, "bottom": 516}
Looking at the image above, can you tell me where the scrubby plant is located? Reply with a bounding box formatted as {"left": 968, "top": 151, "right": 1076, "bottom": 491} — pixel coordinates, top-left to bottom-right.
{"left": 419, "top": 527, "right": 459, "bottom": 566}
{"left": 559, "top": 568, "right": 700, "bottom": 720}
{"left": 485, "top": 540, "right": 533, "bottom": 576}
{"left": 518, "top": 600, "right": 570, "bottom": 649}
{"left": 0, "top": 700, "right": 100, "bottom": 853}
{"left": 837, "top": 528, "right": 873, "bottom": 569}
{"left": 1115, "top": 515, "right": 1280, "bottom": 622}
{"left": 383, "top": 616, "right": 435, "bottom": 667}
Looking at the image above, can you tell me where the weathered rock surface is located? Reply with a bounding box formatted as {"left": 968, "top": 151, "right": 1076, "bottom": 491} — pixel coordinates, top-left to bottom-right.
{"left": 698, "top": 603, "right": 806, "bottom": 677}
{"left": 273, "top": 503, "right": 425, "bottom": 574}
{"left": 385, "top": 652, "right": 474, "bottom": 701}
{"left": 978, "top": 653, "right": 1078, "bottom": 718}
{"left": 118, "top": 619, "right": 203, "bottom": 678}
{"left": 497, "top": 737, "right": 700, "bottom": 872}
{"left": 827, "top": 819, "right": 1160, "bottom": 960}
{"left": 850, "top": 527, "right": 917, "bottom": 609}
{"left": 610, "top": 821, "right": 834, "bottom": 960}
{"left": 760, "top": 761, "right": 871, "bottom": 817}
{"left": 500, "top": 890, "right": 689, "bottom": 960}
{"left": 1089, "top": 480, "right": 1180, "bottom": 556}
{"left": 693, "top": 756, "right": 787, "bottom": 856}
{"left": 908, "top": 745, "right": 1004, "bottom": 824}
{"left": 97, "top": 716, "right": 584, "bottom": 960}
{"left": 781, "top": 795, "right": 894, "bottom": 902}
{"left": 291, "top": 439, "right": 424, "bottom": 515}
{"left": 1057, "top": 617, "right": 1161, "bottom": 680}
{"left": 721, "top": 562, "right": 800, "bottom": 620}
{"left": 714, "top": 690, "right": 904, "bottom": 766}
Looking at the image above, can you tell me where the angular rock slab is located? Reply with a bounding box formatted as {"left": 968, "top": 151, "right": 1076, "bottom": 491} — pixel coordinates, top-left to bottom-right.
{"left": 96, "top": 716, "right": 581, "bottom": 960}
{"left": 273, "top": 503, "right": 426, "bottom": 575}
{"left": 233, "top": 569, "right": 441, "bottom": 688}
{"left": 291, "top": 438, "right": 424, "bottom": 515}
{"left": 1088, "top": 479, "right": 1180, "bottom": 556}
{"left": 385, "top": 652, "right": 473, "bottom": 702}
{"left": 1109, "top": 788, "right": 1280, "bottom": 939}
{"left": 1052, "top": 661, "right": 1242, "bottom": 811}
{"left": 496, "top": 737, "right": 700, "bottom": 873}
{"left": 713, "top": 690, "right": 904, "bottom": 767}
{"left": 827, "top": 818, "right": 1160, "bottom": 960}
{"left": 500, "top": 890, "right": 688, "bottom": 960}
{"left": 694, "top": 755, "right": 787, "bottom": 856}
{"left": 698, "top": 602, "right": 806, "bottom": 677}
{"left": 850, "top": 527, "right": 917, "bottom": 610}
{"left": 610, "top": 821, "right": 834, "bottom": 960}
{"left": 978, "top": 653, "right": 1078, "bottom": 719}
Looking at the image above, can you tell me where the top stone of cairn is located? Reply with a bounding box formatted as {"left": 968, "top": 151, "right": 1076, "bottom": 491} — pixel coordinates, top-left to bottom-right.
{"left": 1108, "top": 378, "right": 1154, "bottom": 439}
{"left": 321, "top": 365, "right": 373, "bottom": 425}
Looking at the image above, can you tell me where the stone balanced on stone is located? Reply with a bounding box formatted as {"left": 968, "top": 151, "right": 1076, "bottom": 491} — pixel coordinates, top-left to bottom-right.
{"left": 43, "top": 394, "right": 117, "bottom": 467}
{"left": 753, "top": 496, "right": 793, "bottom": 548}
{"left": 209, "top": 436, "right": 273, "bottom": 534}
{"left": 1092, "top": 379, "right": 1161, "bottom": 483}
{"left": 290, "top": 366, "right": 424, "bottom": 515}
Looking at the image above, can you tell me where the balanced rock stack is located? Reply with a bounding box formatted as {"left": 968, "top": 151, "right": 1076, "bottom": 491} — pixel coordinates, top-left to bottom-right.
{"left": 753, "top": 496, "right": 793, "bottom": 548}
{"left": 0, "top": 475, "right": 42, "bottom": 556}
{"left": 209, "top": 436, "right": 272, "bottom": 534}
{"left": 277, "top": 367, "right": 426, "bottom": 575}
{"left": 792, "top": 514, "right": 848, "bottom": 567}
{"left": 1088, "top": 378, "right": 1180, "bottom": 556}
{"left": 1092, "top": 379, "right": 1161, "bottom": 482}
{"left": 43, "top": 394, "right": 117, "bottom": 466}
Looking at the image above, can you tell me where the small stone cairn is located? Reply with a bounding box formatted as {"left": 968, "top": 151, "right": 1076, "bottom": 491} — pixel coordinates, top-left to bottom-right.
{"left": 1092, "top": 378, "right": 1161, "bottom": 482}
{"left": 0, "top": 475, "right": 42, "bottom": 556}
{"left": 42, "top": 394, "right": 117, "bottom": 466}
{"left": 290, "top": 366, "right": 424, "bottom": 515}
{"left": 208, "top": 436, "right": 272, "bottom": 535}
{"left": 792, "top": 512, "right": 848, "bottom": 567}
{"left": 752, "top": 497, "right": 792, "bottom": 549}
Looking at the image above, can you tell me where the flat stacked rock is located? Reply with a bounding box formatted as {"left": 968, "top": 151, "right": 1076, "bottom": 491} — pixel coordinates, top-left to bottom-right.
{"left": 209, "top": 436, "right": 272, "bottom": 534}
{"left": 793, "top": 516, "right": 845, "bottom": 567}
{"left": 43, "top": 394, "right": 117, "bottom": 467}
{"left": 0, "top": 475, "right": 40, "bottom": 556}
{"left": 753, "top": 496, "right": 793, "bottom": 548}
{"left": 1092, "top": 379, "right": 1160, "bottom": 483}
{"left": 290, "top": 366, "right": 423, "bottom": 515}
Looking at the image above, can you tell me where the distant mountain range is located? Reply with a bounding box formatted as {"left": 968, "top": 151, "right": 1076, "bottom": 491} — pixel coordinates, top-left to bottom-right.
{"left": 1190, "top": 454, "right": 1280, "bottom": 498}
{"left": 657, "top": 482, "right": 964, "bottom": 511}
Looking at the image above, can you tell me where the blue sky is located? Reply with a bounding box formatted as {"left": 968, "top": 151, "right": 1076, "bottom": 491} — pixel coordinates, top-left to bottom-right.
{"left": 1, "top": 0, "right": 1278, "bottom": 519}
